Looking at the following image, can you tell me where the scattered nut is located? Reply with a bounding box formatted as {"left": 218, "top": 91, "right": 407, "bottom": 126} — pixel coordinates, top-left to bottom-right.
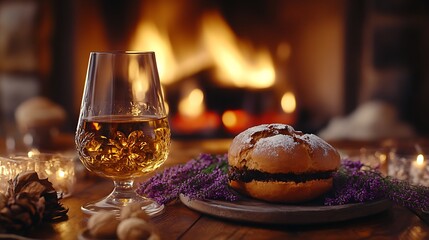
{"left": 87, "top": 211, "right": 120, "bottom": 238}
{"left": 117, "top": 218, "right": 153, "bottom": 240}
{"left": 148, "top": 233, "right": 161, "bottom": 240}
{"left": 85, "top": 204, "right": 159, "bottom": 239}
{"left": 120, "top": 202, "right": 150, "bottom": 221}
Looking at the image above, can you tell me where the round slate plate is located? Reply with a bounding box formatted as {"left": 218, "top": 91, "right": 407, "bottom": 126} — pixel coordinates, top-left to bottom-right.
{"left": 180, "top": 195, "right": 391, "bottom": 225}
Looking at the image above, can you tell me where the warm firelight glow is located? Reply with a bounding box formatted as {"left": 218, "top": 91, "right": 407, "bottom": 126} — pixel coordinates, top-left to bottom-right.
{"left": 178, "top": 88, "right": 205, "bottom": 118}
{"left": 222, "top": 110, "right": 251, "bottom": 133}
{"left": 27, "top": 149, "right": 40, "bottom": 158}
{"left": 129, "top": 56, "right": 149, "bottom": 103}
{"left": 416, "top": 154, "right": 425, "bottom": 165}
{"left": 281, "top": 91, "right": 296, "bottom": 113}
{"left": 129, "top": 10, "right": 277, "bottom": 90}
{"left": 201, "top": 12, "right": 275, "bottom": 89}
{"left": 57, "top": 169, "right": 66, "bottom": 179}
{"left": 129, "top": 19, "right": 211, "bottom": 86}
{"left": 161, "top": 86, "right": 170, "bottom": 114}
{"left": 172, "top": 87, "right": 220, "bottom": 133}
{"left": 379, "top": 153, "right": 387, "bottom": 165}
{"left": 164, "top": 101, "right": 170, "bottom": 115}
{"left": 127, "top": 9, "right": 298, "bottom": 136}
{"left": 222, "top": 111, "right": 238, "bottom": 128}
{"left": 129, "top": 21, "right": 177, "bottom": 85}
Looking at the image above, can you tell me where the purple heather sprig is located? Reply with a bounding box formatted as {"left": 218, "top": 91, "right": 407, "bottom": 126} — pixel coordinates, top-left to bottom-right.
{"left": 136, "top": 153, "right": 239, "bottom": 205}
{"left": 325, "top": 159, "right": 429, "bottom": 212}
{"left": 138, "top": 154, "right": 429, "bottom": 213}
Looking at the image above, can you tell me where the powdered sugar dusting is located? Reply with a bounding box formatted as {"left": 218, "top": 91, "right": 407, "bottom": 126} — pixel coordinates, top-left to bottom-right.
{"left": 233, "top": 124, "right": 268, "bottom": 145}
{"left": 297, "top": 134, "right": 331, "bottom": 156}
{"left": 254, "top": 134, "right": 297, "bottom": 158}
{"left": 235, "top": 124, "right": 295, "bottom": 145}
{"left": 241, "top": 125, "right": 269, "bottom": 144}
{"left": 234, "top": 124, "right": 332, "bottom": 157}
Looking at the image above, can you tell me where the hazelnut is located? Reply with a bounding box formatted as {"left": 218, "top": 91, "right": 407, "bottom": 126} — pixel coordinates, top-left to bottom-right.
{"left": 87, "top": 211, "right": 120, "bottom": 238}
{"left": 120, "top": 202, "right": 150, "bottom": 221}
{"left": 148, "top": 233, "right": 161, "bottom": 240}
{"left": 117, "top": 218, "right": 153, "bottom": 240}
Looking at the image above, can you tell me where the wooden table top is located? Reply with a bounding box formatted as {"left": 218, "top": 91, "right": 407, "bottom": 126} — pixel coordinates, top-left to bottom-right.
{"left": 10, "top": 139, "right": 429, "bottom": 239}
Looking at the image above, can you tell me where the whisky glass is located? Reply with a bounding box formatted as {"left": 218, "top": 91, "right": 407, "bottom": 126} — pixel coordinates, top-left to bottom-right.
{"left": 75, "top": 51, "right": 170, "bottom": 216}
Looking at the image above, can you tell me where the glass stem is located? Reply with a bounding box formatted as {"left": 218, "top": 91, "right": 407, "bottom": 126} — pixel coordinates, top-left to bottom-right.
{"left": 108, "top": 180, "right": 136, "bottom": 206}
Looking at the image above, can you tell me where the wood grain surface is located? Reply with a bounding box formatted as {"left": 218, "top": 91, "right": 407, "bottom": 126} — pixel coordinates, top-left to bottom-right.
{"left": 10, "top": 139, "right": 429, "bottom": 239}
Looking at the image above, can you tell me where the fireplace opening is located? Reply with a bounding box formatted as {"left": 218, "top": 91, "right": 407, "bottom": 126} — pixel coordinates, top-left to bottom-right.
{"left": 0, "top": 0, "right": 428, "bottom": 142}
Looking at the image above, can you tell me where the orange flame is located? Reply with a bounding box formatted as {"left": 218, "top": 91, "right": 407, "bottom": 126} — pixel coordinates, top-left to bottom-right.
{"left": 178, "top": 87, "right": 205, "bottom": 118}
{"left": 129, "top": 21, "right": 177, "bottom": 85}
{"left": 201, "top": 12, "right": 275, "bottom": 89}
{"left": 129, "top": 10, "right": 276, "bottom": 90}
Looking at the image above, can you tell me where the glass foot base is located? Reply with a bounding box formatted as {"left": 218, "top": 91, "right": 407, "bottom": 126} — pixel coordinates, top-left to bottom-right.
{"left": 81, "top": 182, "right": 164, "bottom": 217}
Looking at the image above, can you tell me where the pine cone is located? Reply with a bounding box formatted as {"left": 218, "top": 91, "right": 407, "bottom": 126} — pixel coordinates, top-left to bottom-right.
{"left": 0, "top": 192, "right": 45, "bottom": 233}
{"left": 0, "top": 171, "right": 68, "bottom": 233}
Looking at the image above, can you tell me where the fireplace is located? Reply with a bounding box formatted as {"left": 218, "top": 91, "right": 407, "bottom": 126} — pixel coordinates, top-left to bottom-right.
{"left": 69, "top": 0, "right": 346, "bottom": 138}
{"left": 1, "top": 0, "right": 429, "bottom": 140}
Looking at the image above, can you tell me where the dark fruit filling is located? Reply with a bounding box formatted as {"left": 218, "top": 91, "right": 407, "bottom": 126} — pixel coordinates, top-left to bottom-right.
{"left": 229, "top": 166, "right": 335, "bottom": 183}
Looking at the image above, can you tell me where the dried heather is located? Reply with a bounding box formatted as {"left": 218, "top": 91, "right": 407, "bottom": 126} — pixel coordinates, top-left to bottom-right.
{"left": 138, "top": 154, "right": 429, "bottom": 213}
{"left": 136, "top": 154, "right": 238, "bottom": 205}
{"left": 325, "top": 159, "right": 429, "bottom": 212}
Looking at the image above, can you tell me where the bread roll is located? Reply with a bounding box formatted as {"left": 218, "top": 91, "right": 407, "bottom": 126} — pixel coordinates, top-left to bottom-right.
{"left": 228, "top": 123, "right": 340, "bottom": 203}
